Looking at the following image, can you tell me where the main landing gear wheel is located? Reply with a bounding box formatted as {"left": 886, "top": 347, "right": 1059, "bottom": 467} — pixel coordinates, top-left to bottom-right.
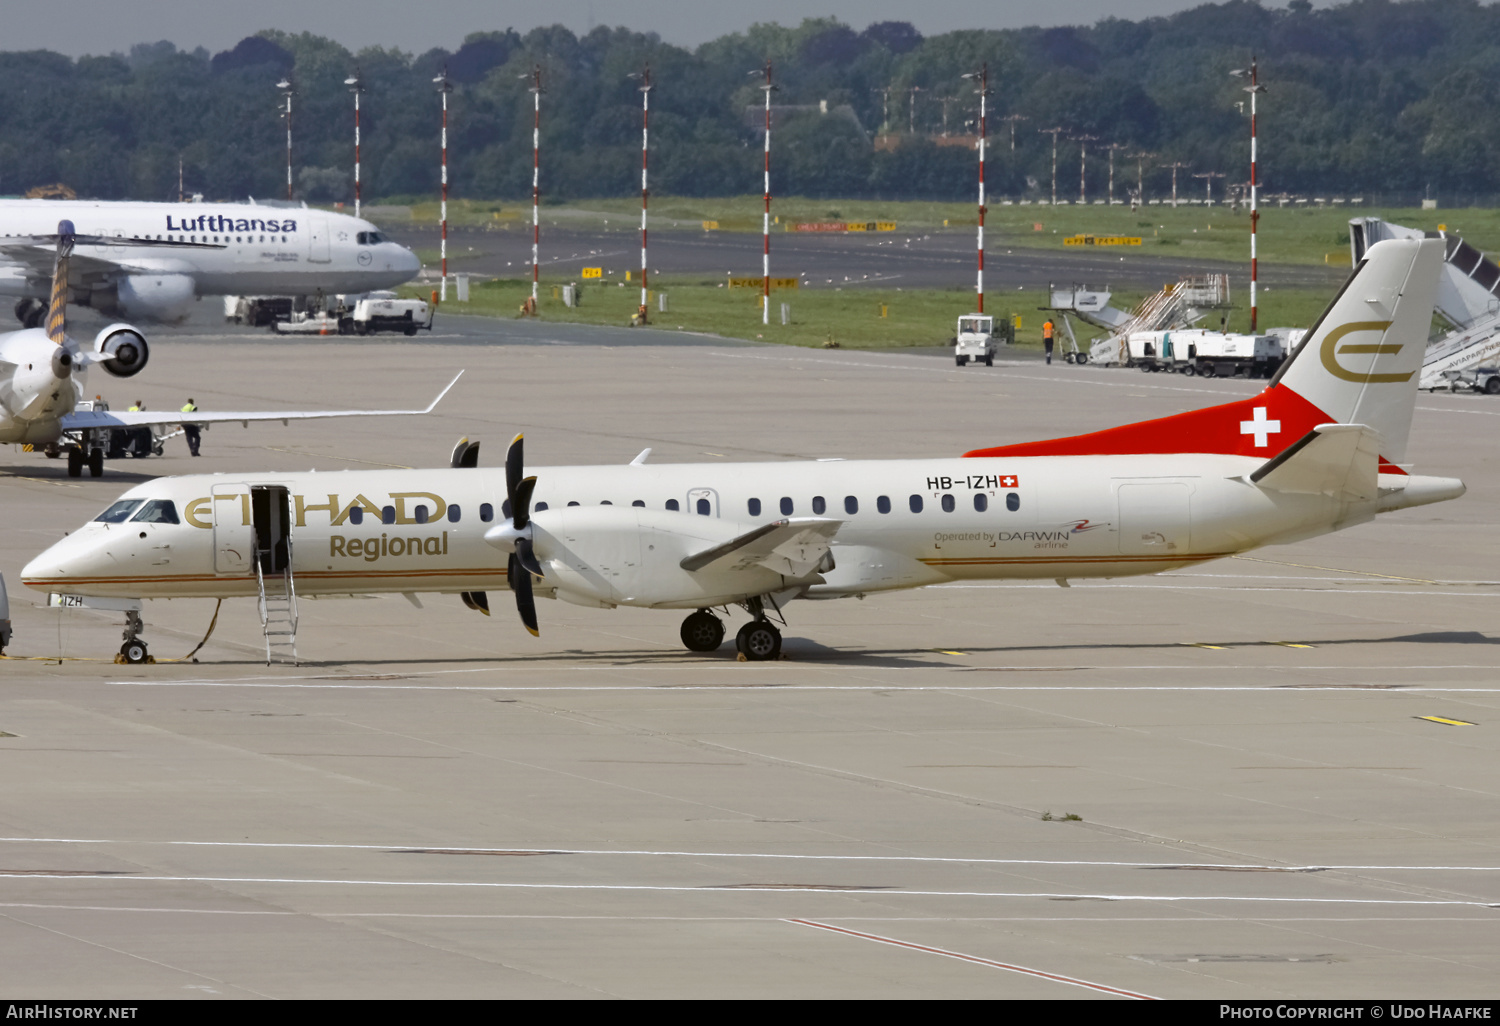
{"left": 735, "top": 620, "right": 782, "bottom": 662}
{"left": 680, "top": 610, "right": 726, "bottom": 652}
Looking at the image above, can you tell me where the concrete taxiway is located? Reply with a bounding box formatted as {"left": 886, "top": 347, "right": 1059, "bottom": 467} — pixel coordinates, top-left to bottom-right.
{"left": 0, "top": 321, "right": 1496, "bottom": 999}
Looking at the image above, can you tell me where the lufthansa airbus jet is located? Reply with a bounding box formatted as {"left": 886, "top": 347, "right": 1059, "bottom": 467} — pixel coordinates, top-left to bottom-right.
{"left": 22, "top": 238, "right": 1465, "bottom": 664}
{"left": 0, "top": 198, "right": 419, "bottom": 325}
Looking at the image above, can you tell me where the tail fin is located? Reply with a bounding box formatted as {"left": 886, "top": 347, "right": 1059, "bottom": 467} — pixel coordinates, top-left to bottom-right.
{"left": 963, "top": 237, "right": 1443, "bottom": 471}
{"left": 45, "top": 219, "right": 74, "bottom": 346}
{"left": 1271, "top": 237, "right": 1442, "bottom": 467}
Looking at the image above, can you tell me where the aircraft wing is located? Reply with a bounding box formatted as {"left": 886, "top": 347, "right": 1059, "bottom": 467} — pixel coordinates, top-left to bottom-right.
{"left": 0, "top": 235, "right": 223, "bottom": 285}
{"left": 680, "top": 517, "right": 841, "bottom": 578}
{"left": 1248, "top": 423, "right": 1381, "bottom": 502}
{"left": 59, "top": 372, "right": 463, "bottom": 431}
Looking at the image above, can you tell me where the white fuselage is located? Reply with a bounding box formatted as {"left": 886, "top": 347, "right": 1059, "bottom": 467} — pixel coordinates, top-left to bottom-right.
{"left": 20, "top": 455, "right": 1453, "bottom": 605}
{"left": 0, "top": 200, "right": 419, "bottom": 315}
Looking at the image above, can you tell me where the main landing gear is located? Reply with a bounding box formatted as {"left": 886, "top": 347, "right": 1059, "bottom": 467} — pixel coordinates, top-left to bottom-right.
{"left": 116, "top": 610, "right": 153, "bottom": 664}
{"left": 677, "top": 597, "right": 784, "bottom": 662}
{"left": 65, "top": 445, "right": 104, "bottom": 478}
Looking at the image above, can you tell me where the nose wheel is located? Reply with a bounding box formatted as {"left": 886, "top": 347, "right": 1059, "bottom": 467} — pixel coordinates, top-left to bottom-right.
{"left": 115, "top": 610, "right": 153, "bottom": 664}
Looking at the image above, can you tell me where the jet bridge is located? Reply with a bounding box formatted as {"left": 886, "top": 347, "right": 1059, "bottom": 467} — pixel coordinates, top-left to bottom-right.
{"left": 1350, "top": 217, "right": 1500, "bottom": 389}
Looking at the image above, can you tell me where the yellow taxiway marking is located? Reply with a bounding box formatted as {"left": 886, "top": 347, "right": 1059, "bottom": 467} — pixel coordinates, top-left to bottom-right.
{"left": 1184, "top": 643, "right": 1227, "bottom": 650}
{"left": 934, "top": 650, "right": 968, "bottom": 656}
{"left": 1416, "top": 716, "right": 1477, "bottom": 727}
{"left": 1233, "top": 554, "right": 1442, "bottom": 586}
{"left": 1276, "top": 642, "right": 1315, "bottom": 649}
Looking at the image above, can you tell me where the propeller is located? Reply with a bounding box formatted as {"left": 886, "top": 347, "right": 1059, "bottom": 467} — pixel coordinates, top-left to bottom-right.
{"left": 501, "top": 433, "right": 542, "bottom": 637}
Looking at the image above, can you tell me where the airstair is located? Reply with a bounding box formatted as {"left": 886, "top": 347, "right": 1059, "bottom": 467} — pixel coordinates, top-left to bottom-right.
{"left": 1351, "top": 218, "right": 1500, "bottom": 389}
{"left": 1051, "top": 276, "right": 1230, "bottom": 366}
{"left": 255, "top": 533, "right": 299, "bottom": 665}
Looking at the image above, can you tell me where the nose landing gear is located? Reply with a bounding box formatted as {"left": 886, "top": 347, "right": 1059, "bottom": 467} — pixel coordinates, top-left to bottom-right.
{"left": 115, "top": 610, "right": 153, "bottom": 664}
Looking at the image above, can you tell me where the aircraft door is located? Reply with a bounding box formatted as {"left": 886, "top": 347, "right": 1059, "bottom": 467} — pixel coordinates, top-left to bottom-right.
{"left": 686, "top": 487, "right": 719, "bottom": 517}
{"left": 1117, "top": 482, "right": 1191, "bottom": 556}
{"left": 308, "top": 218, "right": 331, "bottom": 263}
{"left": 211, "top": 485, "right": 252, "bottom": 575}
{"left": 251, "top": 486, "right": 292, "bottom": 574}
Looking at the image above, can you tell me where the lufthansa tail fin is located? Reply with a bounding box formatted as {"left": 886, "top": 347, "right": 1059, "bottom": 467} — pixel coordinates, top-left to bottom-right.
{"left": 45, "top": 219, "right": 75, "bottom": 346}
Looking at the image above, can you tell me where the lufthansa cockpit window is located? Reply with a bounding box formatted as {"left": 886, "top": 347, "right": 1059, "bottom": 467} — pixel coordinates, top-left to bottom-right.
{"left": 356, "top": 231, "right": 387, "bottom": 245}
{"left": 130, "top": 500, "right": 180, "bottom": 525}
{"left": 95, "top": 499, "right": 144, "bottom": 523}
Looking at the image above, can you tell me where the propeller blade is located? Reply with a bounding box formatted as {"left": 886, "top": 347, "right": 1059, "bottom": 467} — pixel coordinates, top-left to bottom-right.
{"left": 515, "top": 535, "right": 544, "bottom": 579}
{"left": 505, "top": 433, "right": 524, "bottom": 511}
{"left": 509, "top": 551, "right": 540, "bottom": 637}
{"left": 513, "top": 476, "right": 536, "bottom": 530}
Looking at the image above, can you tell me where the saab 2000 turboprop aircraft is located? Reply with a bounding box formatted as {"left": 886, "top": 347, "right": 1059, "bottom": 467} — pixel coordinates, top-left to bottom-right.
{"left": 22, "top": 238, "right": 1466, "bottom": 664}
{"left": 1, "top": 221, "right": 459, "bottom": 477}
{"left": 0, "top": 198, "right": 419, "bottom": 325}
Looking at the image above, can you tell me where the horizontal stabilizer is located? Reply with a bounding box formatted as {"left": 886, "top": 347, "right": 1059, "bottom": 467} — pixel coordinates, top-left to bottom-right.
{"left": 680, "top": 517, "right": 840, "bottom": 578}
{"left": 1249, "top": 423, "right": 1380, "bottom": 502}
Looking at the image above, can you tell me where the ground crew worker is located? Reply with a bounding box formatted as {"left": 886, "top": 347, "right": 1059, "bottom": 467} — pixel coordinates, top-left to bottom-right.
{"left": 180, "top": 398, "right": 201, "bottom": 457}
{"left": 1043, "top": 319, "right": 1056, "bottom": 365}
{"left": 127, "top": 400, "right": 151, "bottom": 458}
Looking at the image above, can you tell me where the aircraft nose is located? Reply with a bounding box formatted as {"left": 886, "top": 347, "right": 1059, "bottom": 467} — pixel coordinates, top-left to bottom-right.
{"left": 393, "top": 244, "right": 420, "bottom": 275}
{"left": 21, "top": 531, "right": 104, "bottom": 593}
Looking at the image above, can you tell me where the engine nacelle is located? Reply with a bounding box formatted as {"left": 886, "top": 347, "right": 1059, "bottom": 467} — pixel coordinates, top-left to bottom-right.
{"left": 93, "top": 324, "right": 150, "bottom": 378}
{"left": 116, "top": 273, "right": 195, "bottom": 323}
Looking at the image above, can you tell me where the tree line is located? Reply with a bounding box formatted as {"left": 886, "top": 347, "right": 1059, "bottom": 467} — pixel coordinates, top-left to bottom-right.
{"left": 1, "top": 0, "right": 1496, "bottom": 207}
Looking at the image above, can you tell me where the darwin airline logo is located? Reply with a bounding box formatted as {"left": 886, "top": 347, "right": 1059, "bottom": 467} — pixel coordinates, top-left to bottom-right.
{"left": 165, "top": 214, "right": 298, "bottom": 234}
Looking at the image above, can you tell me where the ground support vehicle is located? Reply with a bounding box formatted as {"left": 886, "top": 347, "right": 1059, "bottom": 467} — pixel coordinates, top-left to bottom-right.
{"left": 1438, "top": 365, "right": 1500, "bottom": 395}
{"left": 1127, "top": 329, "right": 1285, "bottom": 378}
{"left": 271, "top": 291, "right": 433, "bottom": 337}
{"left": 952, "top": 313, "right": 1011, "bottom": 366}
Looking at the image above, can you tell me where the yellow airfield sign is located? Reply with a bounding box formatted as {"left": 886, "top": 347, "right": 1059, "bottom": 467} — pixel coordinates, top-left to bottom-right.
{"left": 1064, "top": 234, "right": 1142, "bottom": 247}
{"left": 728, "top": 277, "right": 799, "bottom": 289}
{"left": 580, "top": 267, "right": 603, "bottom": 278}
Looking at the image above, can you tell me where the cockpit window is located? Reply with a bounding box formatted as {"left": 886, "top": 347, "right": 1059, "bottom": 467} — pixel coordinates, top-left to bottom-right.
{"left": 95, "top": 499, "right": 144, "bottom": 523}
{"left": 356, "top": 231, "right": 386, "bottom": 245}
{"left": 130, "top": 500, "right": 180, "bottom": 525}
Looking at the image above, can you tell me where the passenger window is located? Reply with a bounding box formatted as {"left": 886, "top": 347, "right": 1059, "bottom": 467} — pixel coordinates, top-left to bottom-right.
{"left": 479, "top": 503, "right": 494, "bottom": 523}
{"left": 601, "top": 500, "right": 613, "bottom": 505}
{"left": 632, "top": 500, "right": 645, "bottom": 507}
{"left": 1006, "top": 492, "right": 1020, "bottom": 512}
{"left": 348, "top": 506, "right": 364, "bottom": 526}
{"left": 534, "top": 502, "right": 548, "bottom": 512}
{"left": 382, "top": 505, "right": 396, "bottom": 525}
{"left": 748, "top": 498, "right": 761, "bottom": 516}
{"left": 666, "top": 499, "right": 680, "bottom": 511}
{"left": 447, "top": 505, "right": 461, "bottom": 523}
{"left": 95, "top": 499, "right": 144, "bottom": 523}
{"left": 844, "top": 496, "right": 858, "bottom": 515}
{"left": 696, "top": 498, "right": 711, "bottom": 516}
{"left": 414, "top": 504, "right": 429, "bottom": 524}
{"left": 973, "top": 494, "right": 988, "bottom": 512}
{"left": 567, "top": 501, "right": 580, "bottom": 507}
{"left": 780, "top": 497, "right": 793, "bottom": 516}
{"left": 909, "top": 494, "right": 923, "bottom": 513}
{"left": 812, "top": 496, "right": 826, "bottom": 515}
{"left": 877, "top": 495, "right": 891, "bottom": 514}
{"left": 941, "top": 494, "right": 955, "bottom": 513}
{"left": 502, "top": 499, "right": 513, "bottom": 519}
{"left": 130, "top": 500, "right": 179, "bottom": 525}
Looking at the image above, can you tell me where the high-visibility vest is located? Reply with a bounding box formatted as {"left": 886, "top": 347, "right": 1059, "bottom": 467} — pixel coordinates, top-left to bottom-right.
{"left": 1043, "top": 322, "right": 1054, "bottom": 340}
{"left": 181, "top": 403, "right": 197, "bottom": 414}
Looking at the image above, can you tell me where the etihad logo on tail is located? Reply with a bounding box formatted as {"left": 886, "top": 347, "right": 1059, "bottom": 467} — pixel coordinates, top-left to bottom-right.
{"left": 1320, "top": 320, "right": 1412, "bottom": 383}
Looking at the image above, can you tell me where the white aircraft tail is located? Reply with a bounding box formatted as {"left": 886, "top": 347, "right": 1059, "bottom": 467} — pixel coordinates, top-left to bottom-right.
{"left": 1271, "top": 237, "right": 1443, "bottom": 468}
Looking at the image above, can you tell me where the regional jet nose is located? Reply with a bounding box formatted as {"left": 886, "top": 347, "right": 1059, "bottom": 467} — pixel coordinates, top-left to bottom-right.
{"left": 21, "top": 531, "right": 105, "bottom": 592}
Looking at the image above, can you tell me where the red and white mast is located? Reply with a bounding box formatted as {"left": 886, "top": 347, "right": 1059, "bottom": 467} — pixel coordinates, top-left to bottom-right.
{"left": 634, "top": 65, "right": 652, "bottom": 323}
{"left": 277, "top": 78, "right": 294, "bottom": 201}
{"left": 963, "top": 64, "right": 990, "bottom": 315}
{"left": 1241, "top": 56, "right": 1265, "bottom": 333}
{"left": 756, "top": 60, "right": 775, "bottom": 326}
{"left": 529, "top": 65, "right": 543, "bottom": 306}
{"left": 435, "top": 67, "right": 452, "bottom": 301}
{"left": 346, "top": 70, "right": 363, "bottom": 219}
